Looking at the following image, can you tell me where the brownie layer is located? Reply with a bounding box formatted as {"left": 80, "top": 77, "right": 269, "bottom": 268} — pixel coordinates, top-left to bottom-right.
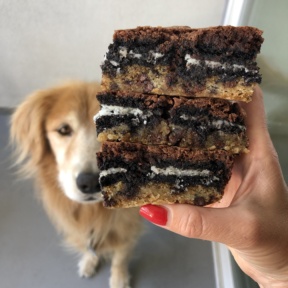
{"left": 101, "top": 26, "right": 263, "bottom": 101}
{"left": 97, "top": 142, "right": 234, "bottom": 208}
{"left": 94, "top": 91, "right": 248, "bottom": 153}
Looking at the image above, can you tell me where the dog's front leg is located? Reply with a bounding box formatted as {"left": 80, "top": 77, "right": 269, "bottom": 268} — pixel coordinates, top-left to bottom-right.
{"left": 109, "top": 244, "right": 133, "bottom": 288}
{"left": 78, "top": 251, "right": 100, "bottom": 278}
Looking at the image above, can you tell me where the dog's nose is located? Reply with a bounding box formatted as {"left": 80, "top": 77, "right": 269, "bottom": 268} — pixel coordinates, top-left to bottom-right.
{"left": 76, "top": 173, "right": 101, "bottom": 194}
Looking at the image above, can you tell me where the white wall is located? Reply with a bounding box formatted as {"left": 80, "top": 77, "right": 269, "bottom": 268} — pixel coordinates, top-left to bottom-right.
{"left": 0, "top": 0, "right": 226, "bottom": 108}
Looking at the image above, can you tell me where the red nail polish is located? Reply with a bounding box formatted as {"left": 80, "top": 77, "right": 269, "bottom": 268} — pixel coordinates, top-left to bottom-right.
{"left": 139, "top": 205, "right": 167, "bottom": 226}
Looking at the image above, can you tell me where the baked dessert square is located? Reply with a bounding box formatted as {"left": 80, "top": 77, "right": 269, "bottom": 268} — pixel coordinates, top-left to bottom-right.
{"left": 94, "top": 91, "right": 249, "bottom": 154}
{"left": 101, "top": 26, "right": 263, "bottom": 102}
{"left": 97, "top": 142, "right": 235, "bottom": 208}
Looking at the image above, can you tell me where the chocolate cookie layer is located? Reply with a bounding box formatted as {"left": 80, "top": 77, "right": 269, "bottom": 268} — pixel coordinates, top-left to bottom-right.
{"left": 97, "top": 142, "right": 234, "bottom": 208}
{"left": 94, "top": 91, "right": 248, "bottom": 153}
{"left": 101, "top": 26, "right": 264, "bottom": 101}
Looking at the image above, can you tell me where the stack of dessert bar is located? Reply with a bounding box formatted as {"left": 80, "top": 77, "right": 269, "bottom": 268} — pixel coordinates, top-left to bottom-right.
{"left": 94, "top": 26, "right": 263, "bottom": 208}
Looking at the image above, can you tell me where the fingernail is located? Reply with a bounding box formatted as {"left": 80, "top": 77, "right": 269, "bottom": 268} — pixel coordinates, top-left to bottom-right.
{"left": 139, "top": 204, "right": 167, "bottom": 226}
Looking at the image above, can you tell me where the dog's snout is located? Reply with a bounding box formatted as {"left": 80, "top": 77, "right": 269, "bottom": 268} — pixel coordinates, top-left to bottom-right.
{"left": 76, "top": 173, "right": 100, "bottom": 194}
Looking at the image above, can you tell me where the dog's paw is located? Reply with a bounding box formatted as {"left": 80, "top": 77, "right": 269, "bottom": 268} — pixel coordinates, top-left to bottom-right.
{"left": 109, "top": 268, "right": 131, "bottom": 288}
{"left": 110, "top": 278, "right": 131, "bottom": 288}
{"left": 78, "top": 253, "right": 100, "bottom": 278}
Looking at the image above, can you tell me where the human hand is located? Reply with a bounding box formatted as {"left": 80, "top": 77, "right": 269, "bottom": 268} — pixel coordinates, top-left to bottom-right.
{"left": 140, "top": 86, "right": 288, "bottom": 287}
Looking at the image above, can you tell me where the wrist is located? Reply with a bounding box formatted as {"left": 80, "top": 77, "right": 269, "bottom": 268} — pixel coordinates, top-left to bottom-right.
{"left": 260, "top": 284, "right": 288, "bottom": 288}
{"left": 258, "top": 277, "right": 288, "bottom": 288}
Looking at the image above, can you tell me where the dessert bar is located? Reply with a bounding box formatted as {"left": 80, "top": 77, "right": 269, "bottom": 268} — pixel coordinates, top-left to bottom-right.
{"left": 95, "top": 91, "right": 248, "bottom": 153}
{"left": 97, "top": 142, "right": 234, "bottom": 208}
{"left": 101, "top": 26, "right": 263, "bottom": 102}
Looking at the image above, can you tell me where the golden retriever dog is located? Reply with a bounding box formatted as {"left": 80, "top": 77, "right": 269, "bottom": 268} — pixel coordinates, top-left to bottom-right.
{"left": 10, "top": 81, "right": 142, "bottom": 288}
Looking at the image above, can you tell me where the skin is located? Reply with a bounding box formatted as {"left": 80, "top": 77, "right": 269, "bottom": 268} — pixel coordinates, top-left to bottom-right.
{"left": 140, "top": 86, "right": 288, "bottom": 287}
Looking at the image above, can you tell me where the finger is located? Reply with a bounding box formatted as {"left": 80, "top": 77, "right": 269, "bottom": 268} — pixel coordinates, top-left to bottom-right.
{"left": 159, "top": 204, "right": 258, "bottom": 249}
{"left": 240, "top": 86, "right": 273, "bottom": 155}
{"left": 237, "top": 86, "right": 281, "bottom": 188}
{"left": 163, "top": 204, "right": 234, "bottom": 243}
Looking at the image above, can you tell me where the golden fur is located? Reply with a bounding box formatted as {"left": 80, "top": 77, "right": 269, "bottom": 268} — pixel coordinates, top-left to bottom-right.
{"left": 10, "top": 81, "right": 142, "bottom": 288}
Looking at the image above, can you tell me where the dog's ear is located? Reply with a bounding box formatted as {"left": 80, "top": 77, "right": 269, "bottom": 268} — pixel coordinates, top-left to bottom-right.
{"left": 10, "top": 88, "right": 57, "bottom": 177}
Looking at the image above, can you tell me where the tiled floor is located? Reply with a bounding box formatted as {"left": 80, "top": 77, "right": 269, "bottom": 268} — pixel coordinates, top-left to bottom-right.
{"left": 0, "top": 111, "right": 217, "bottom": 288}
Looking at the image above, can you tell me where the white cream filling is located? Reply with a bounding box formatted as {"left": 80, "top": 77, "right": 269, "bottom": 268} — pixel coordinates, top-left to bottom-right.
{"left": 211, "top": 119, "right": 245, "bottom": 130}
{"left": 110, "top": 48, "right": 255, "bottom": 73}
{"left": 100, "top": 165, "right": 219, "bottom": 187}
{"left": 109, "top": 60, "right": 120, "bottom": 67}
{"left": 150, "top": 166, "right": 211, "bottom": 177}
{"left": 95, "top": 105, "right": 245, "bottom": 131}
{"left": 119, "top": 47, "right": 128, "bottom": 58}
{"left": 100, "top": 166, "right": 218, "bottom": 180}
{"left": 150, "top": 51, "right": 164, "bottom": 60}
{"left": 180, "top": 114, "right": 197, "bottom": 121}
{"left": 107, "top": 48, "right": 256, "bottom": 75}
{"left": 117, "top": 47, "right": 164, "bottom": 63}
{"left": 185, "top": 54, "right": 256, "bottom": 73}
{"left": 99, "top": 168, "right": 127, "bottom": 179}
{"left": 149, "top": 166, "right": 220, "bottom": 184}
{"left": 180, "top": 115, "right": 246, "bottom": 131}
{"left": 129, "top": 50, "right": 142, "bottom": 59}
{"left": 94, "top": 104, "right": 153, "bottom": 122}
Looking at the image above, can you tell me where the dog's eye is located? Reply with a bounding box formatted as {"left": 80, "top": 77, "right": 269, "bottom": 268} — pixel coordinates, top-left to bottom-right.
{"left": 57, "top": 124, "right": 73, "bottom": 136}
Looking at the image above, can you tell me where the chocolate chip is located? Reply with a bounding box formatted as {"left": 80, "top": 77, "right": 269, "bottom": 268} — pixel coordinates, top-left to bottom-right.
{"left": 194, "top": 196, "right": 206, "bottom": 206}
{"left": 139, "top": 74, "right": 147, "bottom": 82}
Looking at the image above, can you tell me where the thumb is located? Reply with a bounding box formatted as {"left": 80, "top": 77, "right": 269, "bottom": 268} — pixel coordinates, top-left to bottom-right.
{"left": 240, "top": 86, "right": 273, "bottom": 156}
{"left": 140, "top": 204, "right": 252, "bottom": 248}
